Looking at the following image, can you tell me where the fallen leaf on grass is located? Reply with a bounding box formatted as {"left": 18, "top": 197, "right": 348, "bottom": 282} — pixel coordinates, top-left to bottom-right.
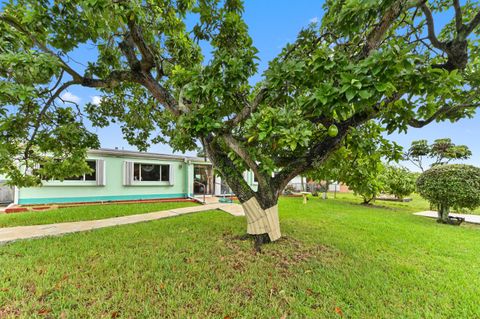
{"left": 335, "top": 306, "right": 343, "bottom": 317}
{"left": 38, "top": 308, "right": 51, "bottom": 316}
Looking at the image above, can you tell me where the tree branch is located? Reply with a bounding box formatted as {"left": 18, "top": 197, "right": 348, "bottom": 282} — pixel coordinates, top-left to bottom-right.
{"left": 23, "top": 80, "right": 77, "bottom": 160}
{"left": 273, "top": 93, "right": 400, "bottom": 193}
{"left": 419, "top": 3, "right": 446, "bottom": 50}
{"left": 226, "top": 87, "right": 268, "bottom": 127}
{"left": 127, "top": 20, "right": 156, "bottom": 72}
{"left": 409, "top": 102, "right": 480, "bottom": 128}
{"left": 362, "top": 1, "right": 408, "bottom": 57}
{"left": 222, "top": 134, "right": 270, "bottom": 192}
{"left": 140, "top": 72, "right": 181, "bottom": 116}
{"left": 452, "top": 0, "right": 464, "bottom": 33}
{"left": 0, "top": 14, "right": 83, "bottom": 81}
{"left": 203, "top": 135, "right": 256, "bottom": 203}
{"left": 465, "top": 10, "right": 480, "bottom": 35}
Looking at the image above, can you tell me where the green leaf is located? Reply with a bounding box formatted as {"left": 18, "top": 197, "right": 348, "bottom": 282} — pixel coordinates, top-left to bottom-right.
{"left": 359, "top": 90, "right": 373, "bottom": 99}
{"left": 346, "top": 89, "right": 356, "bottom": 102}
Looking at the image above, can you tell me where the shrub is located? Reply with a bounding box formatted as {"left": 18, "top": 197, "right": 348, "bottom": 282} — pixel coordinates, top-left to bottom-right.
{"left": 416, "top": 164, "right": 480, "bottom": 224}
{"left": 382, "top": 166, "right": 417, "bottom": 199}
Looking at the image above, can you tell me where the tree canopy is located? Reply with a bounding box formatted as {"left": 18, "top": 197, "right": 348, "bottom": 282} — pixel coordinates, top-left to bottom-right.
{"left": 417, "top": 164, "right": 480, "bottom": 223}
{"left": 405, "top": 138, "right": 472, "bottom": 171}
{"left": 2, "top": 0, "right": 480, "bottom": 241}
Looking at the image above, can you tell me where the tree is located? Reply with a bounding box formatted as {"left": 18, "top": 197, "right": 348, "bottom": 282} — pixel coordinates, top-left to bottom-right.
{"left": 405, "top": 138, "right": 472, "bottom": 171}
{"left": 417, "top": 164, "right": 480, "bottom": 224}
{"left": 308, "top": 122, "right": 402, "bottom": 204}
{"left": 1, "top": 1, "right": 480, "bottom": 245}
{"left": 381, "top": 165, "right": 417, "bottom": 200}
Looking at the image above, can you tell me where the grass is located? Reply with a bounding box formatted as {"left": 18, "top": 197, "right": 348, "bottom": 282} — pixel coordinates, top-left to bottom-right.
{"left": 331, "top": 192, "right": 480, "bottom": 214}
{"left": 1, "top": 195, "right": 480, "bottom": 318}
{"left": 0, "top": 201, "right": 197, "bottom": 227}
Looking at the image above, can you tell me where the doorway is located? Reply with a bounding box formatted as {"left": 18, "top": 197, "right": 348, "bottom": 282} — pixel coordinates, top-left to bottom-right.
{"left": 193, "top": 165, "right": 214, "bottom": 195}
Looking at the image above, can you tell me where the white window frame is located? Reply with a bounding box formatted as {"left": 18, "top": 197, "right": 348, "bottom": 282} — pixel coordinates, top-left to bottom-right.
{"left": 62, "top": 160, "right": 97, "bottom": 182}
{"left": 133, "top": 163, "right": 170, "bottom": 182}
{"left": 42, "top": 159, "right": 105, "bottom": 187}
{"left": 124, "top": 161, "right": 174, "bottom": 186}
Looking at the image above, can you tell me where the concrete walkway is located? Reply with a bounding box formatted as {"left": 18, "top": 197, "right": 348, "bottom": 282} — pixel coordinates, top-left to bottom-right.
{"left": 414, "top": 211, "right": 480, "bottom": 224}
{"left": 0, "top": 203, "right": 244, "bottom": 244}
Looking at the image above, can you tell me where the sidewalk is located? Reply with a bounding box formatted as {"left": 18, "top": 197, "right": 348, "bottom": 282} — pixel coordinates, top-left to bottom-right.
{"left": 0, "top": 203, "right": 245, "bottom": 244}
{"left": 414, "top": 211, "right": 480, "bottom": 224}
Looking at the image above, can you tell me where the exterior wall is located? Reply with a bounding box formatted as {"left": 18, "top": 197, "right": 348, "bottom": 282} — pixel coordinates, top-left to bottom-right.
{"left": 244, "top": 171, "right": 258, "bottom": 192}
{"left": 18, "top": 154, "right": 189, "bottom": 205}
{"left": 339, "top": 183, "right": 350, "bottom": 193}
{"left": 15, "top": 150, "right": 267, "bottom": 205}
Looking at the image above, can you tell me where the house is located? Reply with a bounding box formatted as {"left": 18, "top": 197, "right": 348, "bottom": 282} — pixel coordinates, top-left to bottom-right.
{"left": 10, "top": 148, "right": 349, "bottom": 206}
{"left": 13, "top": 148, "right": 258, "bottom": 205}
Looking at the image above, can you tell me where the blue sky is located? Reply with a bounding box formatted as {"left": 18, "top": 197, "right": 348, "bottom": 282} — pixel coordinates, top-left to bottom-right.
{"left": 59, "top": 0, "right": 479, "bottom": 171}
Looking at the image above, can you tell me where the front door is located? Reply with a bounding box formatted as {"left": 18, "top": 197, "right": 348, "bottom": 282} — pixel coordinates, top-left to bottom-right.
{"left": 193, "top": 165, "right": 214, "bottom": 195}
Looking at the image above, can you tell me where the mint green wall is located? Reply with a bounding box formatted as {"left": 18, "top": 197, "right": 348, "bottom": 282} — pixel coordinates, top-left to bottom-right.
{"left": 18, "top": 155, "right": 189, "bottom": 204}
{"left": 18, "top": 154, "right": 260, "bottom": 204}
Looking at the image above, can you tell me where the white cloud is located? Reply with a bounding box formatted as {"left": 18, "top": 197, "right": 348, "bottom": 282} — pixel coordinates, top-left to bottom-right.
{"left": 60, "top": 92, "right": 81, "bottom": 104}
{"left": 91, "top": 95, "right": 103, "bottom": 106}
{"left": 309, "top": 17, "right": 319, "bottom": 24}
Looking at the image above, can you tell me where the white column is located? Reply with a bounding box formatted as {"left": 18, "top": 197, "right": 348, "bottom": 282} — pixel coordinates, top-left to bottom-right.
{"left": 13, "top": 186, "right": 19, "bottom": 205}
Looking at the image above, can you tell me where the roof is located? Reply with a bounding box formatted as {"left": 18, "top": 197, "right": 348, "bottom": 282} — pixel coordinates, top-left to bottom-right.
{"left": 88, "top": 148, "right": 210, "bottom": 163}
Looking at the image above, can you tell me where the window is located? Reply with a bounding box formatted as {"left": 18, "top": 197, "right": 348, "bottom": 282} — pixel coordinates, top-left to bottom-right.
{"left": 133, "top": 163, "right": 170, "bottom": 182}
{"left": 65, "top": 160, "right": 97, "bottom": 181}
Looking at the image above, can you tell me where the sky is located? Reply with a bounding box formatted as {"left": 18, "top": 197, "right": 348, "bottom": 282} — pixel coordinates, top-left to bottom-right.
{"left": 51, "top": 0, "right": 480, "bottom": 172}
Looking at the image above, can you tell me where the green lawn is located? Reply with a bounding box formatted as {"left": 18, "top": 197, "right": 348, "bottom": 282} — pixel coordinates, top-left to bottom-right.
{"left": 331, "top": 192, "right": 480, "bottom": 214}
{"left": 1, "top": 196, "right": 480, "bottom": 318}
{"left": 0, "top": 201, "right": 197, "bottom": 227}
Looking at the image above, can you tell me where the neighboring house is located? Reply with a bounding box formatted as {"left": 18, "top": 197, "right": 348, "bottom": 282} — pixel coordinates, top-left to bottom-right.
{"left": 14, "top": 148, "right": 258, "bottom": 205}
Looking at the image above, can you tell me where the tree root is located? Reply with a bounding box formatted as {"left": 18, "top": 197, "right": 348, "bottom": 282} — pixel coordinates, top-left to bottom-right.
{"left": 437, "top": 216, "right": 464, "bottom": 226}
{"left": 236, "top": 233, "right": 272, "bottom": 252}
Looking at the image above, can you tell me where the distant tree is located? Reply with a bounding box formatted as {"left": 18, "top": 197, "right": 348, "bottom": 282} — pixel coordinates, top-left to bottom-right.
{"left": 417, "top": 165, "right": 480, "bottom": 224}
{"left": 405, "top": 139, "right": 472, "bottom": 171}
{"left": 308, "top": 123, "right": 402, "bottom": 204}
{"left": 381, "top": 165, "right": 417, "bottom": 200}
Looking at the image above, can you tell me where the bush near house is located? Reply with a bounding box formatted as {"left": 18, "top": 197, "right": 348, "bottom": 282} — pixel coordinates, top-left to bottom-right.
{"left": 416, "top": 164, "right": 480, "bottom": 224}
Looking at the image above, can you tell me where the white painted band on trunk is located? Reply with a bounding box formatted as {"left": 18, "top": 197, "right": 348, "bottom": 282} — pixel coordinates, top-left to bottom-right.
{"left": 242, "top": 197, "right": 281, "bottom": 241}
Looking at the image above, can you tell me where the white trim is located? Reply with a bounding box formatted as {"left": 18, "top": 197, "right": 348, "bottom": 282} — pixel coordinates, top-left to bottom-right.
{"left": 130, "top": 181, "right": 172, "bottom": 187}
{"left": 169, "top": 164, "right": 175, "bottom": 185}
{"left": 88, "top": 148, "right": 209, "bottom": 163}
{"left": 41, "top": 159, "right": 98, "bottom": 186}
{"left": 13, "top": 186, "right": 19, "bottom": 204}
{"left": 131, "top": 162, "right": 171, "bottom": 183}
{"left": 40, "top": 181, "right": 98, "bottom": 187}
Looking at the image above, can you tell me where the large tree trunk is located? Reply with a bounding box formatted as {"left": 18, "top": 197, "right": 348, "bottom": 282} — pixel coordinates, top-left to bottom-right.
{"left": 203, "top": 137, "right": 282, "bottom": 245}
{"left": 242, "top": 196, "right": 281, "bottom": 242}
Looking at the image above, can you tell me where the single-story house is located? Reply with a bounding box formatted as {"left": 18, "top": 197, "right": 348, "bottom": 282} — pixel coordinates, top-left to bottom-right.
{"left": 8, "top": 148, "right": 349, "bottom": 205}
{"left": 12, "top": 148, "right": 259, "bottom": 205}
